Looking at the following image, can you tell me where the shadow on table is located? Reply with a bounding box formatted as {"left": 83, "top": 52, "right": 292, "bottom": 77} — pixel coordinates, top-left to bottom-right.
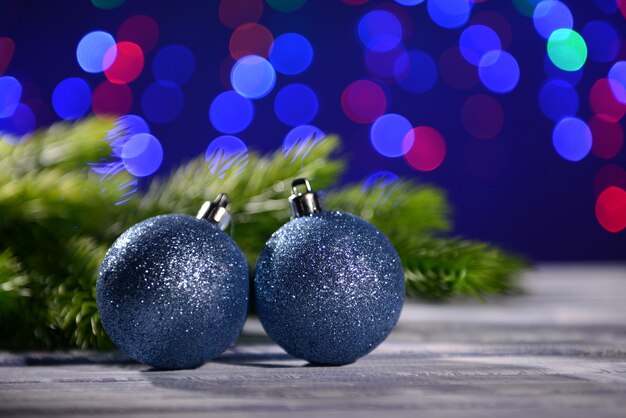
{"left": 0, "top": 351, "right": 134, "bottom": 367}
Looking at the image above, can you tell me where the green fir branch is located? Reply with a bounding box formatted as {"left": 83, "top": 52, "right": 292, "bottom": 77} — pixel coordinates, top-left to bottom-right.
{"left": 140, "top": 137, "right": 344, "bottom": 264}
{"left": 0, "top": 118, "right": 526, "bottom": 350}
{"left": 325, "top": 182, "right": 523, "bottom": 300}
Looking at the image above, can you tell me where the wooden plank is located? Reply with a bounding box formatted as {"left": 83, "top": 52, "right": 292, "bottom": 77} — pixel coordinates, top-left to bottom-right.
{"left": 1, "top": 265, "right": 625, "bottom": 417}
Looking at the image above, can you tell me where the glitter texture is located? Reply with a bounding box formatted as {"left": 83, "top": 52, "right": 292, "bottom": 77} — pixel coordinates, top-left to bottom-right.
{"left": 254, "top": 211, "right": 405, "bottom": 365}
{"left": 96, "top": 214, "right": 249, "bottom": 369}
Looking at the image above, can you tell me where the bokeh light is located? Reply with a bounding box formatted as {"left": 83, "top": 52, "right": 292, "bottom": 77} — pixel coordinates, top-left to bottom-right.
{"left": 153, "top": 44, "right": 196, "bottom": 86}
{"left": 76, "top": 31, "right": 116, "bottom": 74}
{"left": 608, "top": 61, "right": 626, "bottom": 104}
{"left": 274, "top": 83, "right": 318, "bottom": 126}
{"left": 269, "top": 33, "right": 313, "bottom": 75}
{"left": 91, "top": 81, "right": 132, "bottom": 116}
{"left": 478, "top": 51, "right": 520, "bottom": 93}
{"left": 595, "top": 164, "right": 626, "bottom": 196}
{"left": 461, "top": 94, "right": 504, "bottom": 139}
{"left": 205, "top": 135, "right": 249, "bottom": 177}
{"left": 91, "top": 0, "right": 125, "bottom": 9}
{"left": 358, "top": 10, "right": 403, "bottom": 52}
{"left": 231, "top": 55, "right": 276, "bottom": 99}
{"left": 439, "top": 46, "right": 479, "bottom": 90}
{"left": 403, "top": 126, "right": 446, "bottom": 171}
{"left": 104, "top": 42, "right": 144, "bottom": 84}
{"left": 0, "top": 37, "right": 15, "bottom": 75}
{"left": 547, "top": 29, "right": 588, "bottom": 72}
{"left": 363, "top": 170, "right": 399, "bottom": 190}
{"left": 282, "top": 124, "right": 324, "bottom": 155}
{"left": 589, "top": 115, "right": 624, "bottom": 159}
{"left": 52, "top": 77, "right": 91, "bottom": 120}
{"left": 532, "top": 1, "right": 573, "bottom": 40}
{"left": 120, "top": 114, "right": 150, "bottom": 134}
{"left": 471, "top": 11, "right": 512, "bottom": 49}
{"left": 394, "top": 50, "right": 438, "bottom": 93}
{"left": 219, "top": 0, "right": 264, "bottom": 29}
{"left": 109, "top": 114, "right": 150, "bottom": 150}
{"left": 266, "top": 0, "right": 307, "bottom": 12}
{"left": 209, "top": 90, "right": 254, "bottom": 134}
{"left": 229, "top": 23, "right": 274, "bottom": 60}
{"left": 538, "top": 79, "right": 579, "bottom": 121}
{"left": 141, "top": 81, "right": 184, "bottom": 124}
{"left": 427, "top": 0, "right": 472, "bottom": 29}
{"left": 370, "top": 113, "right": 413, "bottom": 158}
{"left": 582, "top": 21, "right": 620, "bottom": 63}
{"left": 365, "top": 46, "right": 409, "bottom": 83}
{"left": 590, "top": 78, "right": 626, "bottom": 122}
{"left": 459, "top": 25, "right": 502, "bottom": 66}
{"left": 552, "top": 117, "right": 592, "bottom": 162}
{"left": 0, "top": 76, "right": 22, "bottom": 118}
{"left": 341, "top": 79, "right": 387, "bottom": 124}
{"left": 512, "top": 0, "right": 542, "bottom": 17}
{"left": 0, "top": 103, "right": 35, "bottom": 138}
{"left": 121, "top": 133, "right": 163, "bottom": 177}
{"left": 117, "top": 15, "right": 159, "bottom": 53}
{"left": 595, "top": 186, "right": 626, "bottom": 233}
{"left": 544, "top": 55, "right": 584, "bottom": 85}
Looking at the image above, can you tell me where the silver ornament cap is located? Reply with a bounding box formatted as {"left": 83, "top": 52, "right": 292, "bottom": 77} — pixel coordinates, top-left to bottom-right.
{"left": 196, "top": 193, "right": 232, "bottom": 230}
{"left": 289, "top": 178, "right": 322, "bottom": 218}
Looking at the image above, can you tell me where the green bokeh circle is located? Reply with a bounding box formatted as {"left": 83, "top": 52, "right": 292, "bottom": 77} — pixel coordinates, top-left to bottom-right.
{"left": 266, "top": 0, "right": 307, "bottom": 13}
{"left": 91, "top": 0, "right": 126, "bottom": 10}
{"left": 512, "top": 0, "right": 542, "bottom": 17}
{"left": 547, "top": 29, "right": 588, "bottom": 72}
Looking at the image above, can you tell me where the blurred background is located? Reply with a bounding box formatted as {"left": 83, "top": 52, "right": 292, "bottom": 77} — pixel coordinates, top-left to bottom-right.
{"left": 0, "top": 0, "right": 625, "bottom": 261}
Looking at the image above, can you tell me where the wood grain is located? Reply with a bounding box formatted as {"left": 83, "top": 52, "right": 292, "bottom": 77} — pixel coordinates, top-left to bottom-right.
{"left": 1, "top": 265, "right": 625, "bottom": 417}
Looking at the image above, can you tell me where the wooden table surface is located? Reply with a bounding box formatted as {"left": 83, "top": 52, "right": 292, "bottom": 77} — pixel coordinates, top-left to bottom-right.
{"left": 1, "top": 265, "right": 625, "bottom": 418}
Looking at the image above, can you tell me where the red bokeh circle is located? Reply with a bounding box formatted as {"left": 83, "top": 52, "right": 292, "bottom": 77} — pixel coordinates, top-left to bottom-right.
{"left": 92, "top": 81, "right": 133, "bottom": 116}
{"left": 403, "top": 126, "right": 447, "bottom": 172}
{"left": 594, "top": 164, "right": 626, "bottom": 196}
{"left": 589, "top": 78, "right": 626, "bottom": 122}
{"left": 461, "top": 94, "right": 504, "bottom": 139}
{"left": 595, "top": 186, "right": 626, "bottom": 233}
{"left": 219, "top": 0, "right": 264, "bottom": 29}
{"left": 229, "top": 23, "right": 273, "bottom": 60}
{"left": 0, "top": 37, "right": 15, "bottom": 75}
{"left": 589, "top": 115, "right": 624, "bottom": 159}
{"left": 117, "top": 15, "right": 159, "bottom": 53}
{"left": 104, "top": 42, "right": 144, "bottom": 85}
{"left": 341, "top": 80, "right": 387, "bottom": 124}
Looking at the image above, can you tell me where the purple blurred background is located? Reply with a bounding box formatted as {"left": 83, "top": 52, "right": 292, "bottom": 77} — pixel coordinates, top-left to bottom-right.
{"left": 1, "top": 0, "right": 625, "bottom": 260}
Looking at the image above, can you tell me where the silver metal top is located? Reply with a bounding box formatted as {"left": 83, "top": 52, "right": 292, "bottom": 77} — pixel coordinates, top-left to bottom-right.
{"left": 196, "top": 193, "right": 232, "bottom": 230}
{"left": 289, "top": 178, "right": 322, "bottom": 218}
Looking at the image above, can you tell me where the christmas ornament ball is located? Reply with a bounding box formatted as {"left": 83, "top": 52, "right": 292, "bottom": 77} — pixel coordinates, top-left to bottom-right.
{"left": 97, "top": 213, "right": 249, "bottom": 369}
{"left": 254, "top": 210, "right": 405, "bottom": 365}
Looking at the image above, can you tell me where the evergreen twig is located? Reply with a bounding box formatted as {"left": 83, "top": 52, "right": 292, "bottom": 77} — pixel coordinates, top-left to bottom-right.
{"left": 0, "top": 118, "right": 526, "bottom": 349}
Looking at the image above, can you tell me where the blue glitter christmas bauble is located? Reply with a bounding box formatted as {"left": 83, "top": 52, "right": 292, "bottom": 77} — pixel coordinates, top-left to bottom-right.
{"left": 254, "top": 211, "right": 405, "bottom": 365}
{"left": 96, "top": 214, "right": 249, "bottom": 369}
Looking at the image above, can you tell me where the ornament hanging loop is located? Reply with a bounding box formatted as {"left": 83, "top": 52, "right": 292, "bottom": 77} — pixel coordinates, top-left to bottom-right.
{"left": 289, "top": 178, "right": 322, "bottom": 218}
{"left": 197, "top": 193, "right": 232, "bottom": 230}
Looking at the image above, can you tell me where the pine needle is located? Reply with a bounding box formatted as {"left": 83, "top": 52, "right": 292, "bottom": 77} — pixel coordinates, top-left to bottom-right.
{"left": 0, "top": 118, "right": 526, "bottom": 349}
